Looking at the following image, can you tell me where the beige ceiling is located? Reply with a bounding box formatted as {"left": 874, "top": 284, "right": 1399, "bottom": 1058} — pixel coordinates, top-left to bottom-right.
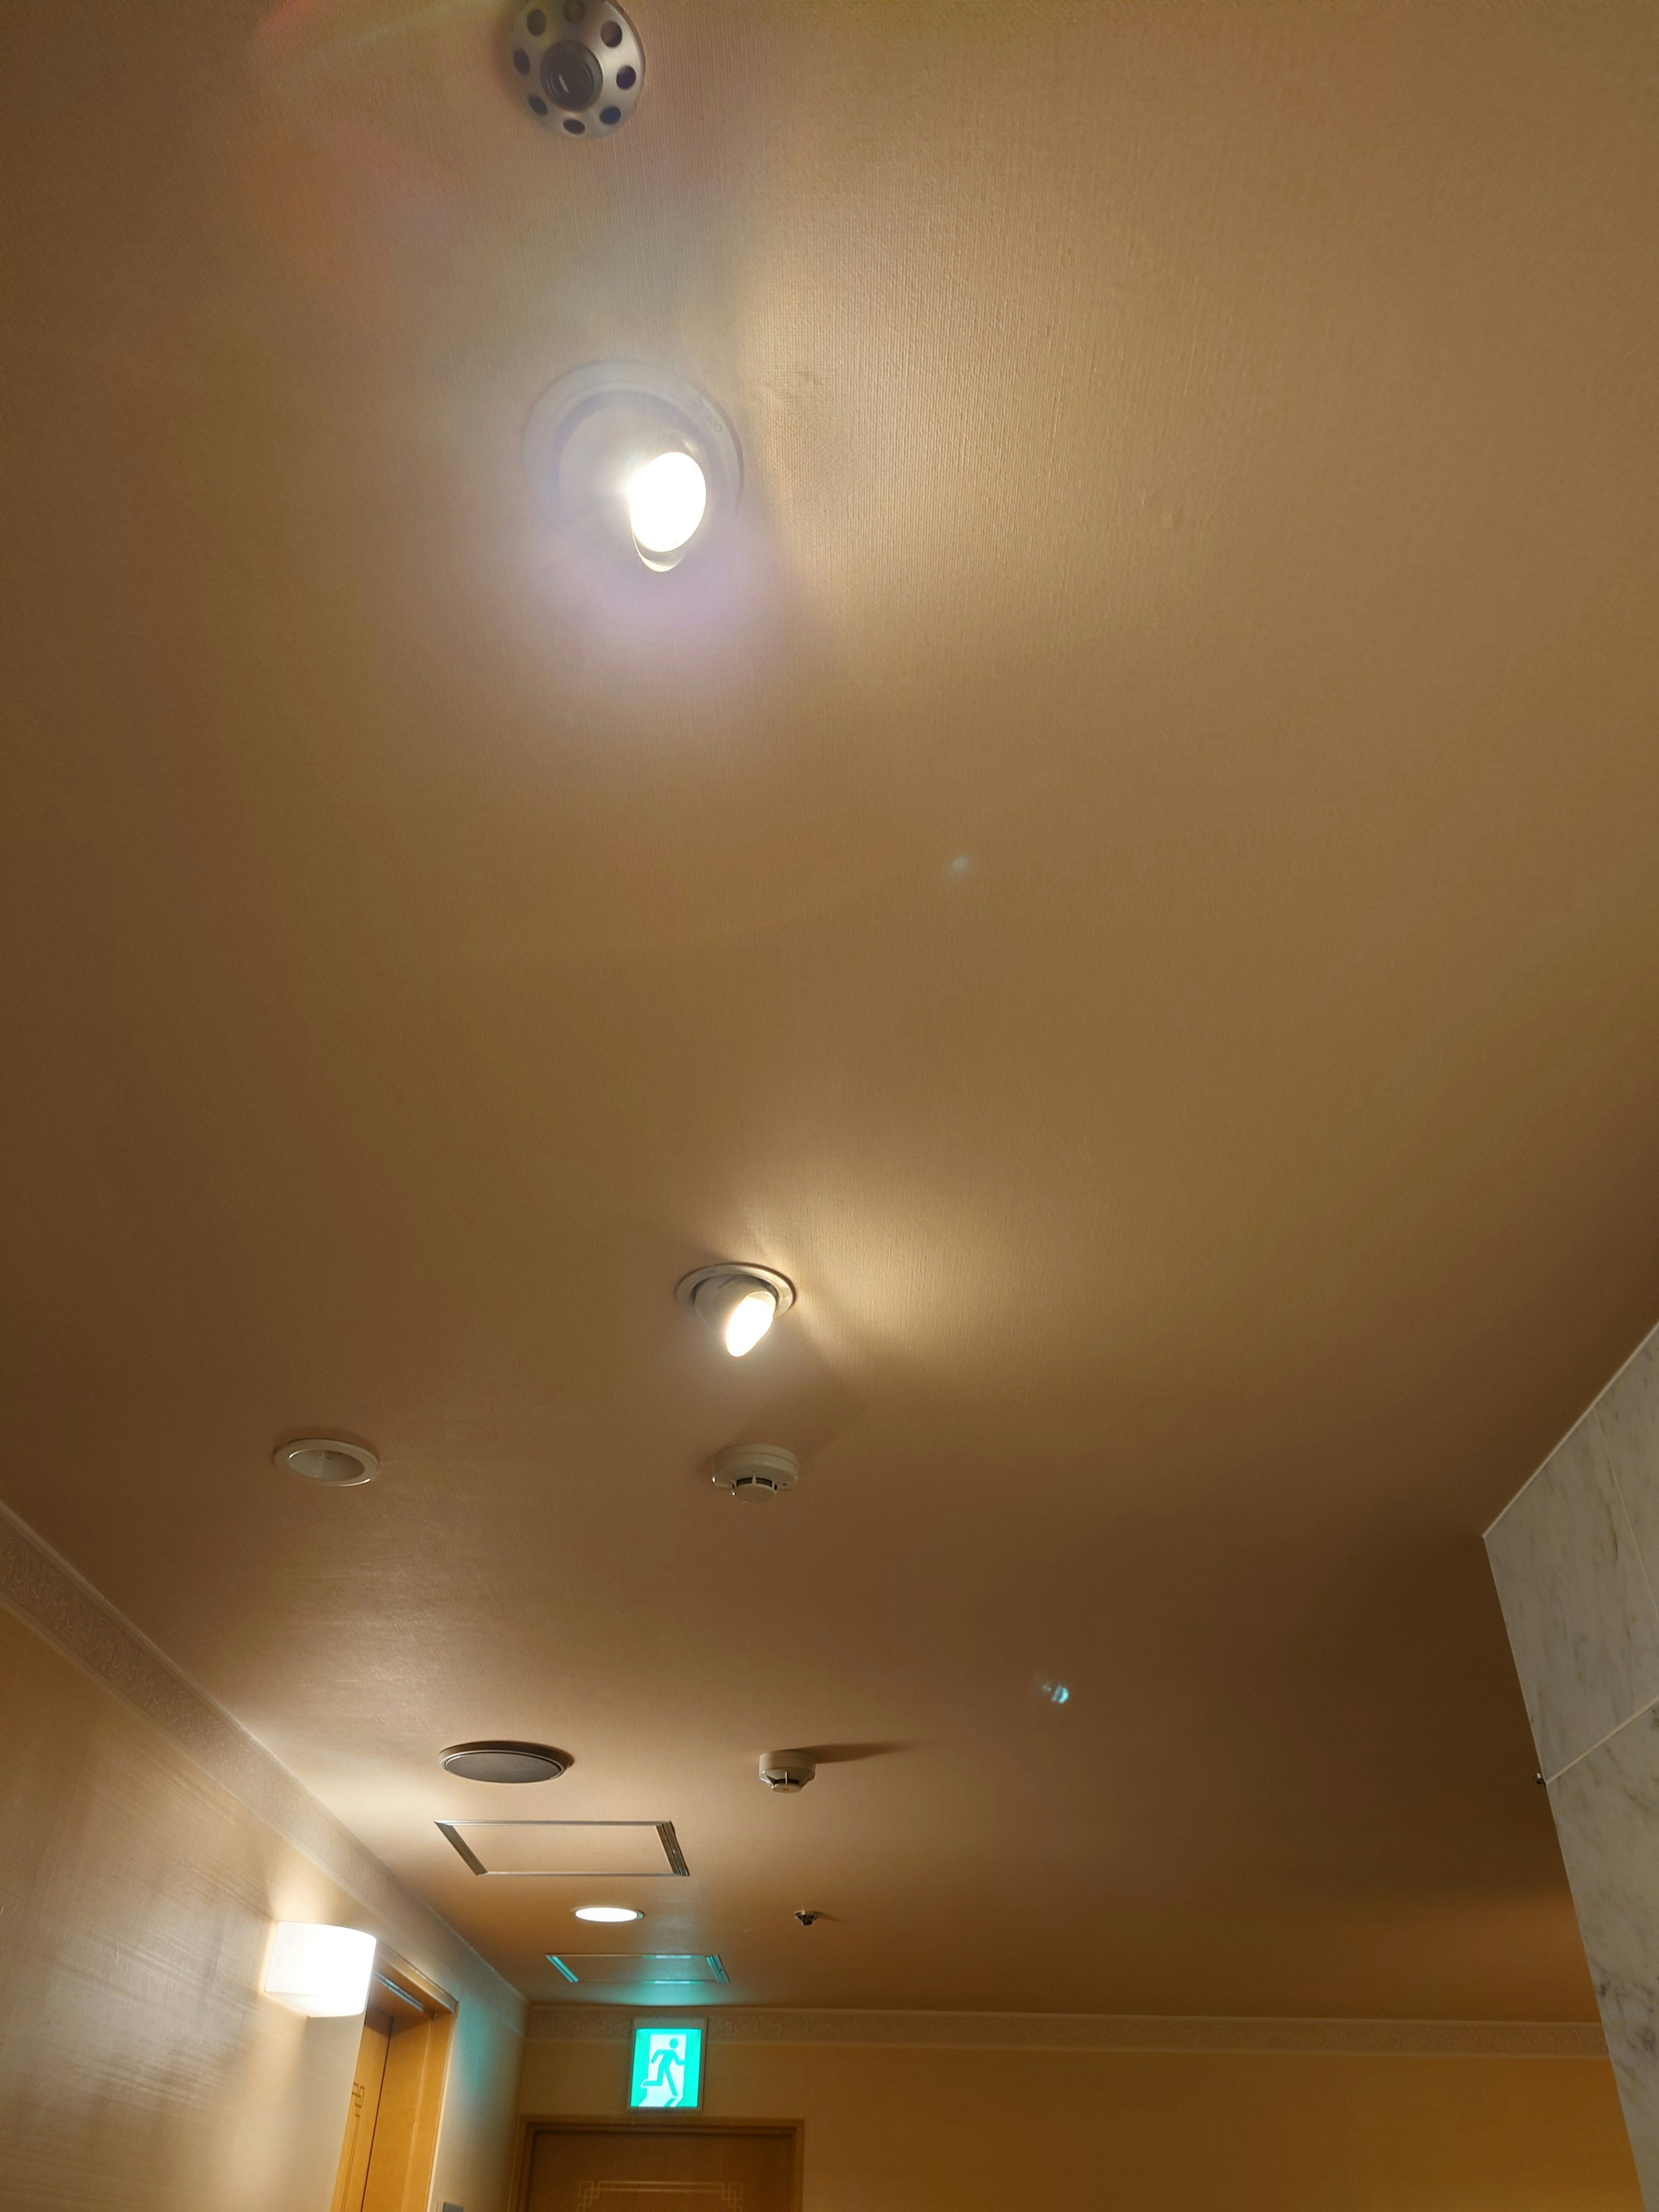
{"left": 4, "top": 0, "right": 1659, "bottom": 2018}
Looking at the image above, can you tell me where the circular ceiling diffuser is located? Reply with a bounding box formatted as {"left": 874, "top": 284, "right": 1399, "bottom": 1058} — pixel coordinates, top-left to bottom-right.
{"left": 711, "top": 1443, "right": 801, "bottom": 1502}
{"left": 507, "top": 0, "right": 642, "bottom": 139}
{"left": 523, "top": 362, "right": 742, "bottom": 570}
{"left": 274, "top": 1438, "right": 378, "bottom": 1486}
{"left": 441, "top": 1741, "right": 571, "bottom": 1783}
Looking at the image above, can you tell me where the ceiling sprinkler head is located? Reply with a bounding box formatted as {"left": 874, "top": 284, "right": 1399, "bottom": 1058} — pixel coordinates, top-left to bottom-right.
{"left": 759, "top": 1751, "right": 817, "bottom": 1793}
{"left": 794, "top": 1910, "right": 823, "bottom": 1927}
{"left": 506, "top": 0, "right": 643, "bottom": 138}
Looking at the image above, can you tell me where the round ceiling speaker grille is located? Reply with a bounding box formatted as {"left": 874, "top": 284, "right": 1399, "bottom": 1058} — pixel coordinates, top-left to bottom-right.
{"left": 711, "top": 1443, "right": 801, "bottom": 1502}
{"left": 442, "top": 1741, "right": 571, "bottom": 1783}
{"left": 508, "top": 1, "right": 642, "bottom": 136}
{"left": 275, "top": 1438, "right": 378, "bottom": 1486}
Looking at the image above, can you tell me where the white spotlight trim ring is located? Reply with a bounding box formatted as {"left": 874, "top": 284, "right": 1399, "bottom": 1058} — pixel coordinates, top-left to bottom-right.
{"left": 274, "top": 1438, "right": 378, "bottom": 1486}
{"left": 675, "top": 1264, "right": 795, "bottom": 1318}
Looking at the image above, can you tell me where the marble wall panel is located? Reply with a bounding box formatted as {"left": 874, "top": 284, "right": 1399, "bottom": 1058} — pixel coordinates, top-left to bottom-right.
{"left": 1597, "top": 1333, "right": 1659, "bottom": 1605}
{"left": 1487, "top": 1418, "right": 1659, "bottom": 1780}
{"left": 1549, "top": 1705, "right": 1659, "bottom": 2212}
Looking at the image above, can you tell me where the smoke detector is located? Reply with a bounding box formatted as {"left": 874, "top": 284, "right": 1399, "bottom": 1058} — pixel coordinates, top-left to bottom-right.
{"left": 712, "top": 1443, "right": 800, "bottom": 1503}
{"left": 507, "top": 0, "right": 642, "bottom": 138}
{"left": 760, "top": 1751, "right": 817, "bottom": 1793}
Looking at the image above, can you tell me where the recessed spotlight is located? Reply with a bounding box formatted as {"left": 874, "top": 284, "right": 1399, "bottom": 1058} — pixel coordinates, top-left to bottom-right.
{"left": 573, "top": 1905, "right": 642, "bottom": 1923}
{"left": 676, "top": 1264, "right": 795, "bottom": 1357}
{"left": 523, "top": 363, "right": 741, "bottom": 574}
{"left": 628, "top": 450, "right": 708, "bottom": 569}
{"left": 274, "top": 1437, "right": 378, "bottom": 1486}
{"left": 442, "top": 1741, "right": 571, "bottom": 1783}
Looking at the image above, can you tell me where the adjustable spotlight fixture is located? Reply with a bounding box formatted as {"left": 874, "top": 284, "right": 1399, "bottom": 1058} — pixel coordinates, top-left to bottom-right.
{"left": 676, "top": 1264, "right": 795, "bottom": 1356}
{"left": 523, "top": 362, "right": 741, "bottom": 571}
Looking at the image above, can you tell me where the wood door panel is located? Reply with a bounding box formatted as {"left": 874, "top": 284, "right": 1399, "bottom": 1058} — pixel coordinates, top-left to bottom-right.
{"left": 330, "top": 2011, "right": 392, "bottom": 2212}
{"left": 525, "top": 2127, "right": 794, "bottom": 2212}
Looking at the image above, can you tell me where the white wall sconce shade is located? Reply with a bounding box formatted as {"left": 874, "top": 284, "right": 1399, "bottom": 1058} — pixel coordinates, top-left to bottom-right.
{"left": 263, "top": 1923, "right": 377, "bottom": 2016}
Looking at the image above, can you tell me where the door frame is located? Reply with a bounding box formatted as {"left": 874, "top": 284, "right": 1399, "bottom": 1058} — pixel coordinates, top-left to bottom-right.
{"left": 512, "top": 2117, "right": 804, "bottom": 2212}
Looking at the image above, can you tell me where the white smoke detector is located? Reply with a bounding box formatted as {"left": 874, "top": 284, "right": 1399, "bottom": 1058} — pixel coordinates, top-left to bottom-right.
{"left": 711, "top": 1443, "right": 799, "bottom": 1503}
{"left": 759, "top": 1751, "right": 817, "bottom": 1793}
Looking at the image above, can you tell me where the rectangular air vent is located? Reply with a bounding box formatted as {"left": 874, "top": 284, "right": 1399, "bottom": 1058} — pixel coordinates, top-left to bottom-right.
{"left": 435, "top": 1820, "right": 689, "bottom": 1878}
{"left": 547, "top": 1954, "right": 728, "bottom": 1986}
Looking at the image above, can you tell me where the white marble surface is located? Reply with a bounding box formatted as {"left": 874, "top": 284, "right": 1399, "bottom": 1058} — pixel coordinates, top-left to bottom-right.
{"left": 1598, "top": 1329, "right": 1659, "bottom": 1608}
{"left": 1487, "top": 1415, "right": 1659, "bottom": 1779}
{"left": 1550, "top": 1705, "right": 1659, "bottom": 2212}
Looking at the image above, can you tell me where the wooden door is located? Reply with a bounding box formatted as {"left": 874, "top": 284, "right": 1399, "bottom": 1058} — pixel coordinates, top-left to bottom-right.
{"left": 330, "top": 2007, "right": 392, "bottom": 2212}
{"left": 524, "top": 2125, "right": 796, "bottom": 2212}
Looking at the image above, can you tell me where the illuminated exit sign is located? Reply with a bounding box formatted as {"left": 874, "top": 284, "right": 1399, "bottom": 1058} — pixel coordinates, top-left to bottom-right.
{"left": 629, "top": 2017, "right": 706, "bottom": 2110}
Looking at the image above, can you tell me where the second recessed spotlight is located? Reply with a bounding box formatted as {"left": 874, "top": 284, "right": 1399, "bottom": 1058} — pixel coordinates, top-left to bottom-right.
{"left": 573, "top": 1905, "right": 642, "bottom": 1923}
{"left": 523, "top": 362, "right": 741, "bottom": 572}
{"left": 677, "top": 1264, "right": 795, "bottom": 1357}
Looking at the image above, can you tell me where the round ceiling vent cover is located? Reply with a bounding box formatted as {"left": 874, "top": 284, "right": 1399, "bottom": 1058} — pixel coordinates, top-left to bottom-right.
{"left": 507, "top": 1, "right": 642, "bottom": 138}
{"left": 711, "top": 1442, "right": 801, "bottom": 1502}
{"left": 274, "top": 1438, "right": 378, "bottom": 1486}
{"left": 441, "top": 1741, "right": 571, "bottom": 1783}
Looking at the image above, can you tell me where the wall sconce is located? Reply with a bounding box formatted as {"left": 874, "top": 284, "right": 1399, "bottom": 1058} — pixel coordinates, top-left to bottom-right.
{"left": 263, "top": 1923, "right": 377, "bottom": 2016}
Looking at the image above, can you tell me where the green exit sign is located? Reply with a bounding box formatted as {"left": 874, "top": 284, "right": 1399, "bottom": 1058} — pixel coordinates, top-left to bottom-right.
{"left": 629, "top": 2017, "right": 706, "bottom": 2110}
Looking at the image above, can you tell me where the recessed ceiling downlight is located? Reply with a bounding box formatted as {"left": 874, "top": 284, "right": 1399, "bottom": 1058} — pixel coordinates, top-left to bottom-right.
{"left": 442, "top": 1742, "right": 571, "bottom": 1784}
{"left": 573, "top": 1904, "right": 642, "bottom": 1923}
{"left": 628, "top": 451, "right": 707, "bottom": 569}
{"left": 676, "top": 1264, "right": 795, "bottom": 1357}
{"left": 275, "top": 1438, "right": 378, "bottom": 1486}
{"left": 523, "top": 362, "right": 741, "bottom": 572}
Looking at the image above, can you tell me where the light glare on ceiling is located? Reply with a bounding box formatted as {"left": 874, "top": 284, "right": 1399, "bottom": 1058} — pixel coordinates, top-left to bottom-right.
{"left": 574, "top": 1905, "right": 643, "bottom": 1923}
{"left": 628, "top": 451, "right": 707, "bottom": 559}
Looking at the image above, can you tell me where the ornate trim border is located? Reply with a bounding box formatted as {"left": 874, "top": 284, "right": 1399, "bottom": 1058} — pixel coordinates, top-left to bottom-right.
{"left": 0, "top": 1497, "right": 523, "bottom": 2033}
{"left": 526, "top": 2005, "right": 1605, "bottom": 2057}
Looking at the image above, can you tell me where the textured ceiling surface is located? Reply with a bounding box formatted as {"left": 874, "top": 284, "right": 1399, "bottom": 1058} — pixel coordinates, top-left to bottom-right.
{"left": 3, "top": 0, "right": 1659, "bottom": 2015}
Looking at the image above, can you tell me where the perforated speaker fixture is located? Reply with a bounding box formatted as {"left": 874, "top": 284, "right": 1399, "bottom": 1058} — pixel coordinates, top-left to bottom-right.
{"left": 711, "top": 1443, "right": 800, "bottom": 1502}
{"left": 507, "top": 0, "right": 642, "bottom": 137}
{"left": 441, "top": 1741, "right": 570, "bottom": 1784}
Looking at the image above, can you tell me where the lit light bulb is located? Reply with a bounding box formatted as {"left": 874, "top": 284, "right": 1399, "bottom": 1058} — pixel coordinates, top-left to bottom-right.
{"left": 724, "top": 1287, "right": 776, "bottom": 1357}
{"left": 628, "top": 450, "right": 707, "bottom": 563}
{"left": 574, "top": 1905, "right": 642, "bottom": 1923}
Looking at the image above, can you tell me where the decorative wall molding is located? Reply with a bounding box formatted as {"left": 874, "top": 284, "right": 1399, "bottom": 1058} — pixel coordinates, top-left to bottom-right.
{"left": 526, "top": 2004, "right": 1605, "bottom": 2057}
{"left": 0, "top": 1497, "right": 524, "bottom": 2034}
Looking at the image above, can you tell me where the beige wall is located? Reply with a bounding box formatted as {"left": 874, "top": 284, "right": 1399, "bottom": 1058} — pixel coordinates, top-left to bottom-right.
{"left": 521, "top": 2034, "right": 1640, "bottom": 2212}
{"left": 0, "top": 1601, "right": 523, "bottom": 2212}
